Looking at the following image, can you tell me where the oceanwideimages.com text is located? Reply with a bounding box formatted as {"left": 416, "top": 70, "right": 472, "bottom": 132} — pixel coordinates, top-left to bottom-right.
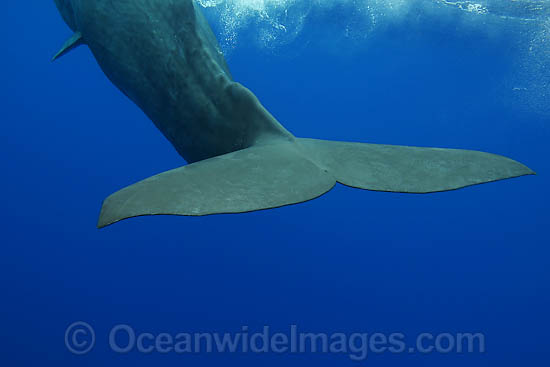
{"left": 65, "top": 322, "right": 485, "bottom": 360}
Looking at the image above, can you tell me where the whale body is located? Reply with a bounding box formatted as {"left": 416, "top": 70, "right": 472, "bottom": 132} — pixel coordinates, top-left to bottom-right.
{"left": 52, "top": 0, "right": 534, "bottom": 228}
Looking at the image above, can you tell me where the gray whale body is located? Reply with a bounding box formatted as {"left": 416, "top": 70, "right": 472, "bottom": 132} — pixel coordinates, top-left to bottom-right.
{"left": 52, "top": 0, "right": 534, "bottom": 228}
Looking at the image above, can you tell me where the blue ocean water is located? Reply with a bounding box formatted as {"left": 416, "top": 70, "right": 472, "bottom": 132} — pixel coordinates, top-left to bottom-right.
{"left": 1, "top": 0, "right": 548, "bottom": 365}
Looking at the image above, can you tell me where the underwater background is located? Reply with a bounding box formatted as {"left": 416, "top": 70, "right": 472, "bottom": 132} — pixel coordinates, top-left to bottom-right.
{"left": 1, "top": 0, "right": 549, "bottom": 365}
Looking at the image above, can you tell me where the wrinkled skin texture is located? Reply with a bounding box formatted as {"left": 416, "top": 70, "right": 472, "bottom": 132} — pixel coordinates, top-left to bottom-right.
{"left": 55, "top": 0, "right": 293, "bottom": 163}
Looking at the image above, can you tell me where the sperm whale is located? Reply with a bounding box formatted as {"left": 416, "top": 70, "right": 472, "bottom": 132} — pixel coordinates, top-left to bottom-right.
{"left": 52, "top": 0, "right": 534, "bottom": 228}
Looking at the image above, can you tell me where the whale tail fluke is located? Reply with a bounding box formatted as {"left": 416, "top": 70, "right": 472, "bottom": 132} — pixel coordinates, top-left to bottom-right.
{"left": 97, "top": 139, "right": 534, "bottom": 228}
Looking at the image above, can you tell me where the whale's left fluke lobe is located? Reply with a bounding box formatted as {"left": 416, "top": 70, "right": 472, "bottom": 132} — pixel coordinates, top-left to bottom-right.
{"left": 97, "top": 142, "right": 336, "bottom": 228}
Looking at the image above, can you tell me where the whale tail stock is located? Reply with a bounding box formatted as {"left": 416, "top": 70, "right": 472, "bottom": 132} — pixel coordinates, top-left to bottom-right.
{"left": 97, "top": 137, "right": 534, "bottom": 228}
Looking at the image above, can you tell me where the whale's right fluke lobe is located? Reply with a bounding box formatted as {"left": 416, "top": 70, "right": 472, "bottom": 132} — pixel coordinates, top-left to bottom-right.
{"left": 299, "top": 138, "right": 535, "bottom": 193}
